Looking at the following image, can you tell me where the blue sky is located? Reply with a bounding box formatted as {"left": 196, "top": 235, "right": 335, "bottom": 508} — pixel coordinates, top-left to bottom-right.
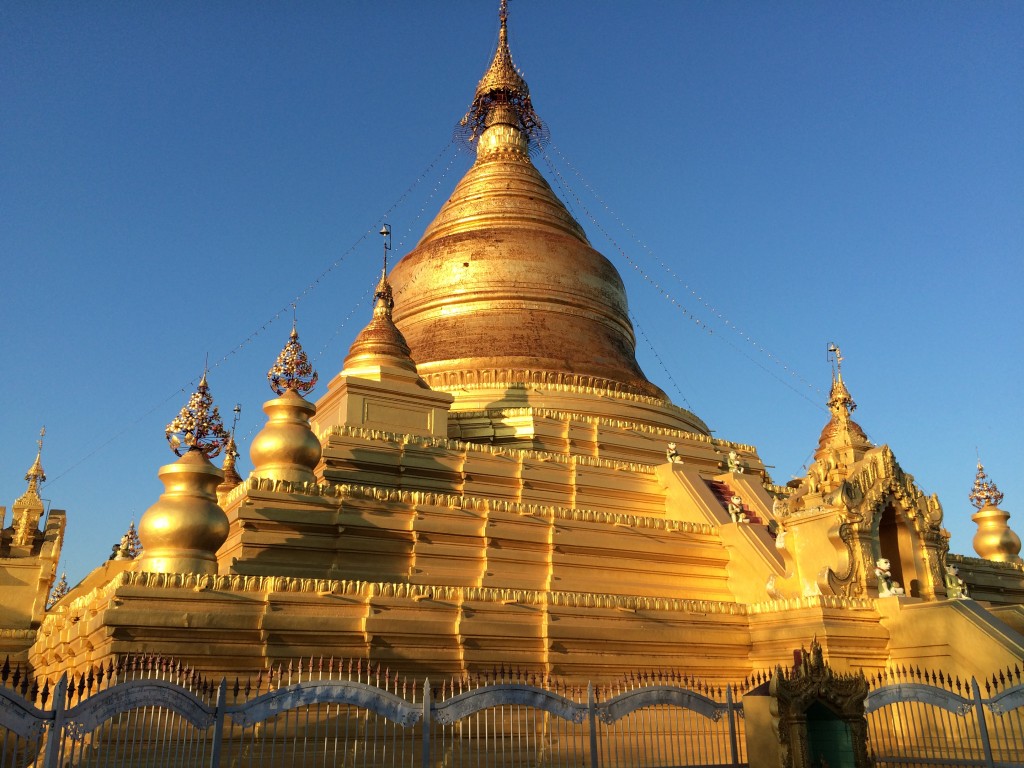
{"left": 2, "top": 1, "right": 1021, "bottom": 588}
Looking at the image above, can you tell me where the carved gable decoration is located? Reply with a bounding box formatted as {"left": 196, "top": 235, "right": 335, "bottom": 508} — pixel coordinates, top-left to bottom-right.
{"left": 769, "top": 640, "right": 870, "bottom": 768}
{"left": 773, "top": 445, "right": 950, "bottom": 601}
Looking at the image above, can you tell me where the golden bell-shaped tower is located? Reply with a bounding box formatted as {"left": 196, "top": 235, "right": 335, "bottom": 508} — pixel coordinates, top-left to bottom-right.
{"left": 250, "top": 325, "right": 322, "bottom": 484}
{"left": 388, "top": 1, "right": 674, "bottom": 411}
{"left": 137, "top": 374, "right": 230, "bottom": 574}
{"left": 970, "top": 461, "right": 1022, "bottom": 563}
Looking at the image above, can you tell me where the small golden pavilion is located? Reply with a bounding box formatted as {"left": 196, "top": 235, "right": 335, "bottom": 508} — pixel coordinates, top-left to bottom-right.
{"left": 3, "top": 4, "right": 1023, "bottom": 685}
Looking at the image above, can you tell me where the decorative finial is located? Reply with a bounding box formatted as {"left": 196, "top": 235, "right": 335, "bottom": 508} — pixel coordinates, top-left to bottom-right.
{"left": 826, "top": 342, "right": 856, "bottom": 415}
{"left": 219, "top": 403, "right": 243, "bottom": 489}
{"left": 969, "top": 460, "right": 1004, "bottom": 510}
{"left": 111, "top": 520, "right": 143, "bottom": 560}
{"left": 46, "top": 572, "right": 69, "bottom": 610}
{"left": 459, "top": 0, "right": 546, "bottom": 146}
{"left": 24, "top": 426, "right": 47, "bottom": 495}
{"left": 380, "top": 223, "right": 392, "bottom": 276}
{"left": 268, "top": 322, "right": 318, "bottom": 396}
{"left": 165, "top": 372, "right": 230, "bottom": 458}
{"left": 827, "top": 342, "right": 844, "bottom": 377}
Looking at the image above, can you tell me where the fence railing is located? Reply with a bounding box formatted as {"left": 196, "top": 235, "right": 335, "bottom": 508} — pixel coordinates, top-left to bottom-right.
{"left": 866, "top": 665, "right": 1024, "bottom": 768}
{"left": 0, "top": 657, "right": 750, "bottom": 768}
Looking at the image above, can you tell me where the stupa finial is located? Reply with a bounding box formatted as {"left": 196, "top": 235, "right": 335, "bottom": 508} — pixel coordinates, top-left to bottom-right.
{"left": 969, "top": 460, "right": 1005, "bottom": 510}
{"left": 46, "top": 572, "right": 69, "bottom": 610}
{"left": 219, "top": 403, "right": 243, "bottom": 495}
{"left": 374, "top": 225, "right": 396, "bottom": 319}
{"left": 826, "top": 342, "right": 856, "bottom": 416}
{"left": 24, "top": 427, "right": 46, "bottom": 497}
{"left": 165, "top": 371, "right": 230, "bottom": 458}
{"left": 111, "top": 520, "right": 143, "bottom": 560}
{"left": 459, "top": 0, "right": 545, "bottom": 145}
{"left": 268, "top": 316, "right": 318, "bottom": 396}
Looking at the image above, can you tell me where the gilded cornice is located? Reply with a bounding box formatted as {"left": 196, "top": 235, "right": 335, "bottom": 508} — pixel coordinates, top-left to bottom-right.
{"left": 0, "top": 628, "right": 36, "bottom": 640}
{"left": 37, "top": 572, "right": 128, "bottom": 637}
{"left": 231, "top": 471, "right": 716, "bottom": 536}
{"left": 66, "top": 570, "right": 746, "bottom": 616}
{"left": 423, "top": 370, "right": 709, "bottom": 432}
{"left": 330, "top": 409, "right": 749, "bottom": 455}
{"left": 336, "top": 481, "right": 717, "bottom": 536}
{"left": 324, "top": 423, "right": 662, "bottom": 474}
{"left": 947, "top": 552, "right": 1024, "bottom": 573}
{"left": 746, "top": 595, "right": 875, "bottom": 614}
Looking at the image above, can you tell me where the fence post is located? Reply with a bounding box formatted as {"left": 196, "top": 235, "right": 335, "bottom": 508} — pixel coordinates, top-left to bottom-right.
{"left": 588, "top": 682, "right": 599, "bottom": 768}
{"left": 971, "top": 677, "right": 996, "bottom": 768}
{"left": 209, "top": 678, "right": 227, "bottom": 768}
{"left": 42, "top": 674, "right": 67, "bottom": 768}
{"left": 726, "top": 685, "right": 740, "bottom": 766}
{"left": 421, "top": 678, "right": 432, "bottom": 768}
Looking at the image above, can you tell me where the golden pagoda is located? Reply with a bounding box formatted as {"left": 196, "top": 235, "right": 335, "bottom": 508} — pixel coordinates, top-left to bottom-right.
{"left": 10, "top": 2, "right": 1024, "bottom": 686}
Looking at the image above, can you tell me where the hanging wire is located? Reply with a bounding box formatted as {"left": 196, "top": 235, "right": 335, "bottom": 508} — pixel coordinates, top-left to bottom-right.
{"left": 629, "top": 311, "right": 696, "bottom": 413}
{"left": 44, "top": 139, "right": 458, "bottom": 490}
{"left": 545, "top": 141, "right": 825, "bottom": 401}
{"left": 540, "top": 147, "right": 826, "bottom": 413}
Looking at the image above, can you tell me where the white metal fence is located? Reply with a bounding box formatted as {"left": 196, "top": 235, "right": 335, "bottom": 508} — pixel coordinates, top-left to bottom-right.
{"left": 866, "top": 665, "right": 1024, "bottom": 768}
{"left": 0, "top": 657, "right": 749, "bottom": 768}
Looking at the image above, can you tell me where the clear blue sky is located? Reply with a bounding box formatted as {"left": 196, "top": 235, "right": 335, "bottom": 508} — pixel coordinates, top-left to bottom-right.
{"left": 2, "top": 1, "right": 1021, "bottom": 588}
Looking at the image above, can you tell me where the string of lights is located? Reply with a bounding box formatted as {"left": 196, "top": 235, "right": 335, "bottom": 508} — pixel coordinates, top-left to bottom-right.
{"left": 546, "top": 142, "right": 825, "bottom": 400}
{"left": 45, "top": 140, "right": 459, "bottom": 489}
{"left": 629, "top": 311, "right": 696, "bottom": 413}
{"left": 540, "top": 149, "right": 826, "bottom": 412}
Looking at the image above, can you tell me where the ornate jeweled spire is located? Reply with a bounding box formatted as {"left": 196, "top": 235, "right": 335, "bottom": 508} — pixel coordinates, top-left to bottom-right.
{"left": 111, "top": 520, "right": 142, "bottom": 560}
{"left": 46, "top": 572, "right": 69, "bottom": 610}
{"left": 459, "top": 0, "right": 545, "bottom": 146}
{"left": 969, "top": 460, "right": 1005, "bottom": 510}
{"left": 23, "top": 427, "right": 46, "bottom": 499}
{"left": 165, "top": 372, "right": 230, "bottom": 458}
{"left": 268, "top": 323, "right": 318, "bottom": 396}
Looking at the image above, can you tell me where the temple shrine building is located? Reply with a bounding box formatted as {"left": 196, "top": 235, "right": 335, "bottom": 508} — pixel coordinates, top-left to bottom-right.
{"left": 3, "top": 4, "right": 1024, "bottom": 687}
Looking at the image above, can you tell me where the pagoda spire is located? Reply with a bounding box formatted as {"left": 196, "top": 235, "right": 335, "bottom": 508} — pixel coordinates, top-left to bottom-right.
{"left": 342, "top": 225, "right": 419, "bottom": 375}
{"left": 813, "top": 344, "right": 870, "bottom": 465}
{"left": 23, "top": 427, "right": 46, "bottom": 499}
{"left": 460, "top": 0, "right": 544, "bottom": 146}
{"left": 12, "top": 428, "right": 48, "bottom": 546}
{"left": 218, "top": 404, "right": 243, "bottom": 502}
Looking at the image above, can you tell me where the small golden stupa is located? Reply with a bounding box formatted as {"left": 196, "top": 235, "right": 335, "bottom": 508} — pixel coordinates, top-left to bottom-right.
{"left": 970, "top": 462, "right": 1021, "bottom": 564}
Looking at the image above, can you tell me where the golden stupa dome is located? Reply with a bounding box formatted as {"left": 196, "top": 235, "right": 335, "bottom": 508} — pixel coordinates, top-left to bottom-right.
{"left": 388, "top": 3, "right": 665, "bottom": 404}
